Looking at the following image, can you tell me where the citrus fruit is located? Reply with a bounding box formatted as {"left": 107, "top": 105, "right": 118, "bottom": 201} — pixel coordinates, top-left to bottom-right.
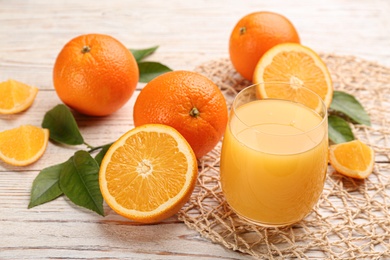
{"left": 0, "top": 79, "right": 38, "bottom": 114}
{"left": 329, "top": 140, "right": 375, "bottom": 179}
{"left": 133, "top": 70, "right": 228, "bottom": 159}
{"left": 53, "top": 33, "right": 139, "bottom": 116}
{"left": 99, "top": 124, "right": 198, "bottom": 223}
{"left": 253, "top": 43, "right": 333, "bottom": 108}
{"left": 0, "top": 125, "right": 49, "bottom": 166}
{"left": 229, "top": 11, "right": 300, "bottom": 81}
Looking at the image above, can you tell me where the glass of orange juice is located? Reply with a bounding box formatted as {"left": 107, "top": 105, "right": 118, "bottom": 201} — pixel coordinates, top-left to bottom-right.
{"left": 220, "top": 82, "right": 328, "bottom": 227}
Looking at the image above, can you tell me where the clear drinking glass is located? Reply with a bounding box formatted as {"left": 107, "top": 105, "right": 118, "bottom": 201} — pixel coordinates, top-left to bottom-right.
{"left": 220, "top": 82, "right": 328, "bottom": 227}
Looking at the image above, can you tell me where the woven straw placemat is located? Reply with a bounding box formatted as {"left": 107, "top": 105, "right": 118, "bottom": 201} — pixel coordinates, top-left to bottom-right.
{"left": 177, "top": 54, "right": 390, "bottom": 259}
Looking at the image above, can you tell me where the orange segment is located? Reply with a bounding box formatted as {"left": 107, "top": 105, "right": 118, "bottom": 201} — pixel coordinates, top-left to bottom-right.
{"left": 0, "top": 79, "right": 39, "bottom": 114}
{"left": 99, "top": 124, "right": 198, "bottom": 223}
{"left": 0, "top": 125, "right": 49, "bottom": 166}
{"left": 253, "top": 43, "right": 333, "bottom": 108}
{"left": 329, "top": 140, "right": 375, "bottom": 179}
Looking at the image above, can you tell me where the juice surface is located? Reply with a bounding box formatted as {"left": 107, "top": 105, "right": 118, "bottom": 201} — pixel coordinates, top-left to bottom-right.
{"left": 220, "top": 99, "right": 328, "bottom": 226}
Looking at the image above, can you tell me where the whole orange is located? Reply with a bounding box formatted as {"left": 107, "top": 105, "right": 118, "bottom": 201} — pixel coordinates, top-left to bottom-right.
{"left": 133, "top": 70, "right": 228, "bottom": 159}
{"left": 53, "top": 34, "right": 139, "bottom": 116}
{"left": 229, "top": 11, "right": 300, "bottom": 81}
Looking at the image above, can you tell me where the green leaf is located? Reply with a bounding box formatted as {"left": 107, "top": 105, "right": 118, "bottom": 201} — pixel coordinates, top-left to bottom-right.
{"left": 330, "top": 91, "right": 371, "bottom": 126}
{"left": 59, "top": 151, "right": 104, "bottom": 216}
{"left": 138, "top": 61, "right": 172, "bottom": 83}
{"left": 129, "top": 46, "right": 159, "bottom": 62}
{"left": 42, "top": 104, "right": 84, "bottom": 145}
{"left": 94, "top": 143, "right": 112, "bottom": 166}
{"left": 328, "top": 115, "right": 355, "bottom": 144}
{"left": 28, "top": 163, "right": 64, "bottom": 209}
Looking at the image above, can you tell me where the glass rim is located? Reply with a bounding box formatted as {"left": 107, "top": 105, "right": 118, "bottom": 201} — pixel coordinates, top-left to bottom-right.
{"left": 231, "top": 82, "right": 328, "bottom": 137}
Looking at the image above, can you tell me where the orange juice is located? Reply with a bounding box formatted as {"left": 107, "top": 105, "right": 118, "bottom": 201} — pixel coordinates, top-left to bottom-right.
{"left": 220, "top": 99, "right": 328, "bottom": 226}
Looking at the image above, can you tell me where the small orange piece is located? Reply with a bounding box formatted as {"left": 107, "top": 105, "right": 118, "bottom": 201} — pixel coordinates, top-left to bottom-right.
{"left": 329, "top": 140, "right": 375, "bottom": 179}
{"left": 99, "top": 124, "right": 198, "bottom": 223}
{"left": 253, "top": 43, "right": 333, "bottom": 108}
{"left": 0, "top": 125, "right": 49, "bottom": 166}
{"left": 53, "top": 33, "right": 139, "bottom": 116}
{"left": 229, "top": 11, "right": 300, "bottom": 81}
{"left": 0, "top": 79, "right": 38, "bottom": 114}
{"left": 133, "top": 70, "right": 228, "bottom": 159}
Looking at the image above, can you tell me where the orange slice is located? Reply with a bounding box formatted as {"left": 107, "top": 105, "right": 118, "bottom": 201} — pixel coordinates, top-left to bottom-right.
{"left": 0, "top": 79, "right": 39, "bottom": 114}
{"left": 329, "top": 140, "right": 375, "bottom": 179}
{"left": 99, "top": 124, "right": 198, "bottom": 223}
{"left": 253, "top": 43, "right": 333, "bottom": 108}
{"left": 0, "top": 125, "right": 49, "bottom": 166}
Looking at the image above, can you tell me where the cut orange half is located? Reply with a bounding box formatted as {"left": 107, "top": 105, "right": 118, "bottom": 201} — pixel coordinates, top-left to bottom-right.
{"left": 0, "top": 79, "right": 39, "bottom": 114}
{"left": 253, "top": 43, "right": 333, "bottom": 108}
{"left": 0, "top": 125, "right": 49, "bottom": 166}
{"left": 329, "top": 140, "right": 375, "bottom": 179}
{"left": 99, "top": 124, "right": 198, "bottom": 223}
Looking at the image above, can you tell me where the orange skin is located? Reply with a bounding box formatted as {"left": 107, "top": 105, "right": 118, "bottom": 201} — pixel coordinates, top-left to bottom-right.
{"left": 133, "top": 70, "right": 228, "bottom": 159}
{"left": 229, "top": 11, "right": 300, "bottom": 81}
{"left": 53, "top": 34, "right": 139, "bottom": 116}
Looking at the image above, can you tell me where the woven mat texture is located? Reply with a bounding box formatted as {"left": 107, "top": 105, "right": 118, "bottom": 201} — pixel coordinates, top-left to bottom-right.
{"left": 177, "top": 54, "right": 390, "bottom": 259}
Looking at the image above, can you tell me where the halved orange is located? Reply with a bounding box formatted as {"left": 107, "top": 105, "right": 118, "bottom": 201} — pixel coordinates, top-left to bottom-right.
{"left": 99, "top": 124, "right": 198, "bottom": 223}
{"left": 0, "top": 79, "right": 39, "bottom": 114}
{"left": 0, "top": 125, "right": 49, "bottom": 166}
{"left": 329, "top": 140, "right": 375, "bottom": 179}
{"left": 253, "top": 43, "right": 333, "bottom": 108}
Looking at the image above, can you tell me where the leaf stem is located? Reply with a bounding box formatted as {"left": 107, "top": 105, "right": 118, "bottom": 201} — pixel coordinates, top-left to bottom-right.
{"left": 87, "top": 143, "right": 113, "bottom": 153}
{"left": 84, "top": 142, "right": 94, "bottom": 150}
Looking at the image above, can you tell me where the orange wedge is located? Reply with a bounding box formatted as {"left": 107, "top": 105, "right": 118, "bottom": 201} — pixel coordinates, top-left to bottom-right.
{"left": 329, "top": 140, "right": 375, "bottom": 179}
{"left": 0, "top": 125, "right": 49, "bottom": 166}
{"left": 99, "top": 124, "right": 198, "bottom": 223}
{"left": 253, "top": 43, "right": 333, "bottom": 108}
{"left": 0, "top": 79, "right": 39, "bottom": 114}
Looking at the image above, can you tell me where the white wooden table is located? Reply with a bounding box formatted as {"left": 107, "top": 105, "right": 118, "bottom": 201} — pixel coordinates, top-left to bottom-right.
{"left": 1, "top": 1, "right": 389, "bottom": 259}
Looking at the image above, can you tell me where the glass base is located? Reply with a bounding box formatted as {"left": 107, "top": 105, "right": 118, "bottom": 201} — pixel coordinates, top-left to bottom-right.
{"left": 231, "top": 208, "right": 305, "bottom": 228}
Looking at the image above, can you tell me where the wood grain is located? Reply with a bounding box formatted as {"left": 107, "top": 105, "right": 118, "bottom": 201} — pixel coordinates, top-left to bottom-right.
{"left": 1, "top": 0, "right": 389, "bottom": 259}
